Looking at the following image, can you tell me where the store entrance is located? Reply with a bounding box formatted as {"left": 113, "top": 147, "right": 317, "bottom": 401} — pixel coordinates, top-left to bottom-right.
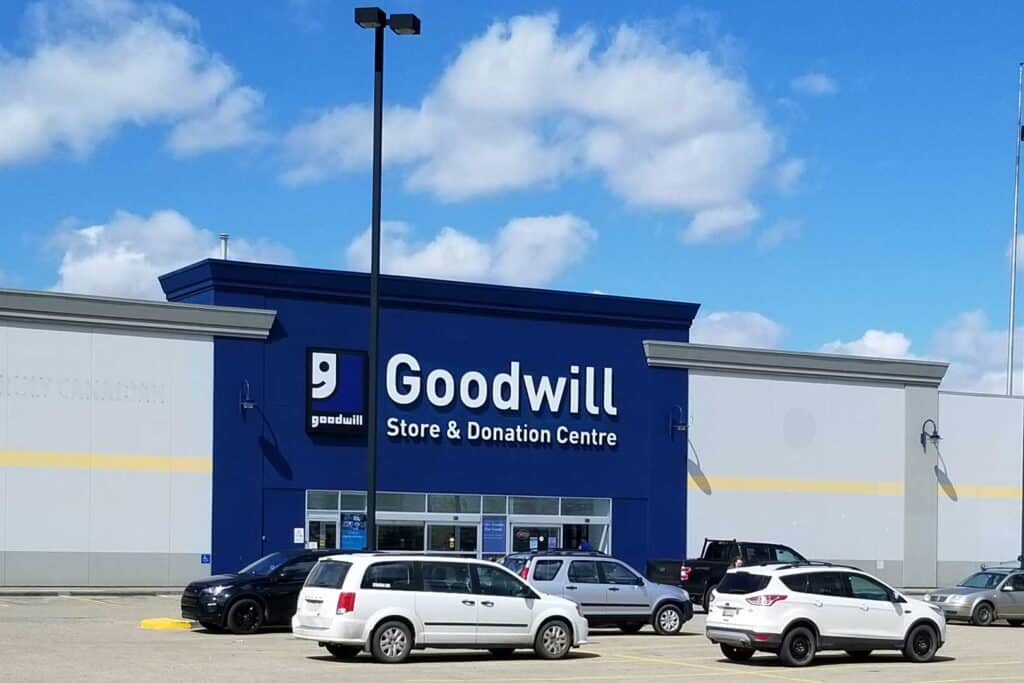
{"left": 427, "top": 524, "right": 478, "bottom": 555}
{"left": 512, "top": 526, "right": 559, "bottom": 552}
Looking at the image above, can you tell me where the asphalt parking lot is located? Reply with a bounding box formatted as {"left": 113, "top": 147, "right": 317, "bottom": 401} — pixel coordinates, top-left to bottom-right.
{"left": 1, "top": 595, "right": 1023, "bottom": 682}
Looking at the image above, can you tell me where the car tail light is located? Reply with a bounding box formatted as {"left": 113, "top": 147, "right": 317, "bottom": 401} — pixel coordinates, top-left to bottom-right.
{"left": 746, "top": 594, "right": 787, "bottom": 607}
{"left": 519, "top": 563, "right": 530, "bottom": 580}
{"left": 336, "top": 592, "right": 356, "bottom": 615}
{"left": 680, "top": 566, "right": 691, "bottom": 582}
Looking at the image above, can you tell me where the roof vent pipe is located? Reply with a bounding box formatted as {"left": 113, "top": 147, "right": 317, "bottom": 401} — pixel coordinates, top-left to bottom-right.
{"left": 219, "top": 233, "right": 229, "bottom": 260}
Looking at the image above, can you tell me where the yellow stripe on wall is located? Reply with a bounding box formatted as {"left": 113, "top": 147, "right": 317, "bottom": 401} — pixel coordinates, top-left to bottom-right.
{"left": 0, "top": 450, "right": 212, "bottom": 473}
{"left": 689, "top": 475, "right": 1022, "bottom": 500}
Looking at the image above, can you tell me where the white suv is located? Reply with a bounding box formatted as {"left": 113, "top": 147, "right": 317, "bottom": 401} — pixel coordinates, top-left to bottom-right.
{"left": 705, "top": 564, "right": 945, "bottom": 667}
{"left": 292, "top": 554, "right": 589, "bottom": 663}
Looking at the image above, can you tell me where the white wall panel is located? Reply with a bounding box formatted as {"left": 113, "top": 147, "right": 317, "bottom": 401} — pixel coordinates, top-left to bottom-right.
{"left": 89, "top": 470, "right": 171, "bottom": 553}
{"left": 937, "top": 392, "right": 1023, "bottom": 563}
{"left": 5, "top": 468, "right": 91, "bottom": 551}
{"left": 688, "top": 372, "right": 906, "bottom": 562}
{"left": 170, "top": 472, "right": 212, "bottom": 554}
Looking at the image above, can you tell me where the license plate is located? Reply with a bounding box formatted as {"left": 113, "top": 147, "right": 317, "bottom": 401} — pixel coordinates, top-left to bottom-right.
{"left": 722, "top": 607, "right": 738, "bottom": 617}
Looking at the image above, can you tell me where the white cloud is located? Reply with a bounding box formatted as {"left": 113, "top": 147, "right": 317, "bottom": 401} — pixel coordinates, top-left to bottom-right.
{"left": 757, "top": 219, "right": 803, "bottom": 249}
{"left": 929, "top": 310, "right": 1022, "bottom": 394}
{"left": 284, "top": 14, "right": 775, "bottom": 240}
{"left": 791, "top": 72, "right": 838, "bottom": 96}
{"left": 51, "top": 209, "right": 294, "bottom": 299}
{"left": 0, "top": 0, "right": 263, "bottom": 164}
{"left": 819, "top": 330, "right": 915, "bottom": 359}
{"left": 690, "top": 311, "right": 785, "bottom": 348}
{"left": 683, "top": 202, "right": 760, "bottom": 243}
{"left": 774, "top": 158, "right": 806, "bottom": 192}
{"left": 345, "top": 214, "right": 595, "bottom": 287}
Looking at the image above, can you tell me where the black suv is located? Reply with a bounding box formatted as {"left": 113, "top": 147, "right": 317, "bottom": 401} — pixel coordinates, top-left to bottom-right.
{"left": 181, "top": 550, "right": 343, "bottom": 633}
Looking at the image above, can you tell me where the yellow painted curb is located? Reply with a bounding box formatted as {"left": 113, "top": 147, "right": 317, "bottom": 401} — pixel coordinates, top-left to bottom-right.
{"left": 139, "top": 618, "right": 193, "bottom": 630}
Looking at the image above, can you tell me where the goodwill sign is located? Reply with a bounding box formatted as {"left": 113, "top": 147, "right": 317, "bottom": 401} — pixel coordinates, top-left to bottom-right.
{"left": 307, "top": 349, "right": 620, "bottom": 448}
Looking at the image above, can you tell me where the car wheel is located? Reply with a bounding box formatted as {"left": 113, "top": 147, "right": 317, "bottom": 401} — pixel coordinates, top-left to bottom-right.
{"left": 903, "top": 623, "right": 939, "bottom": 663}
{"left": 618, "top": 623, "right": 644, "bottom": 634}
{"left": 778, "top": 626, "right": 816, "bottom": 667}
{"left": 488, "top": 648, "right": 516, "bottom": 658}
{"left": 653, "top": 604, "right": 684, "bottom": 635}
{"left": 325, "top": 644, "right": 360, "bottom": 659}
{"left": 971, "top": 602, "right": 995, "bottom": 626}
{"left": 371, "top": 620, "right": 413, "bottom": 663}
{"left": 846, "top": 650, "right": 872, "bottom": 659}
{"left": 534, "top": 619, "right": 572, "bottom": 659}
{"left": 225, "top": 598, "right": 263, "bottom": 634}
{"left": 703, "top": 585, "right": 718, "bottom": 613}
{"left": 198, "top": 620, "right": 223, "bottom": 632}
{"left": 720, "top": 644, "right": 755, "bottom": 661}
{"left": 1009, "top": 619, "right": 1024, "bottom": 627}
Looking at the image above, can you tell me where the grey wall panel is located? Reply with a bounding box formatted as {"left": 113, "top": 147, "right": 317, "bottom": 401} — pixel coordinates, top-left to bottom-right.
{"left": 89, "top": 470, "right": 170, "bottom": 553}
{"left": 6, "top": 551, "right": 89, "bottom": 585}
{"left": 89, "top": 552, "right": 170, "bottom": 586}
{"left": 903, "top": 386, "right": 939, "bottom": 588}
{"left": 169, "top": 553, "right": 210, "bottom": 587}
{"left": 5, "top": 468, "right": 91, "bottom": 551}
{"left": 687, "top": 373, "right": 906, "bottom": 563}
{"left": 936, "top": 393, "right": 1023, "bottom": 565}
{"left": 169, "top": 472, "right": 211, "bottom": 554}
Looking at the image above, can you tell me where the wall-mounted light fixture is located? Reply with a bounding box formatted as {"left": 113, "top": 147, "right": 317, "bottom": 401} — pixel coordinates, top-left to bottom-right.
{"left": 920, "top": 418, "right": 941, "bottom": 451}
{"left": 670, "top": 405, "right": 687, "bottom": 438}
{"left": 240, "top": 380, "right": 256, "bottom": 414}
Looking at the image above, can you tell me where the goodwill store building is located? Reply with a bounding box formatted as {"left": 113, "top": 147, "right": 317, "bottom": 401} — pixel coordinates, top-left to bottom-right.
{"left": 0, "top": 259, "right": 1019, "bottom": 589}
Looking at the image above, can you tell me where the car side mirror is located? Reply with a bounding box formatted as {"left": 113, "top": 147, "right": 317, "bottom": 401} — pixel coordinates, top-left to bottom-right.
{"left": 1002, "top": 584, "right": 1014, "bottom": 592}
{"left": 893, "top": 594, "right": 907, "bottom": 603}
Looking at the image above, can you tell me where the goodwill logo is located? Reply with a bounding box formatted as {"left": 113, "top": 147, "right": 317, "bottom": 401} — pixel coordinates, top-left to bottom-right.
{"left": 384, "top": 353, "right": 620, "bottom": 449}
{"left": 306, "top": 348, "right": 368, "bottom": 435}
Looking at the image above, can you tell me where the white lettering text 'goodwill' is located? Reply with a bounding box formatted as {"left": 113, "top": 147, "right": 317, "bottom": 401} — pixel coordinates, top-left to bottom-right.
{"left": 385, "top": 353, "right": 618, "bottom": 416}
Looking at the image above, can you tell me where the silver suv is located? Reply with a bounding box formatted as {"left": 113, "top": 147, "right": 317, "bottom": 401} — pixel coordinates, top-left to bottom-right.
{"left": 503, "top": 551, "right": 693, "bottom": 635}
{"left": 925, "top": 564, "right": 1024, "bottom": 626}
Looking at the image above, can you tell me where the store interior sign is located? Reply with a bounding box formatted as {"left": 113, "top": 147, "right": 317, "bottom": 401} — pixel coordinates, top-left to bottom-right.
{"left": 306, "top": 348, "right": 368, "bottom": 435}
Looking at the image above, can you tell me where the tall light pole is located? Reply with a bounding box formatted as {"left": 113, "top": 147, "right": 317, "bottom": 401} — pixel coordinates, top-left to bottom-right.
{"left": 354, "top": 7, "right": 420, "bottom": 551}
{"left": 1007, "top": 62, "right": 1023, "bottom": 396}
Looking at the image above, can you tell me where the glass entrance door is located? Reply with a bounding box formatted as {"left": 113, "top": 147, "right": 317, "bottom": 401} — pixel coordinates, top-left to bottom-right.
{"left": 427, "top": 524, "right": 479, "bottom": 555}
{"left": 307, "top": 520, "right": 337, "bottom": 549}
{"left": 512, "top": 526, "right": 559, "bottom": 552}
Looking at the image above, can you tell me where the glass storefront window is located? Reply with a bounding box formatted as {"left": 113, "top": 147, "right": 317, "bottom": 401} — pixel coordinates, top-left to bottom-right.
{"left": 560, "top": 497, "right": 611, "bottom": 516}
{"left": 482, "top": 495, "right": 507, "bottom": 514}
{"left": 378, "top": 492, "right": 426, "bottom": 513}
{"left": 428, "top": 525, "right": 478, "bottom": 552}
{"left": 510, "top": 496, "right": 559, "bottom": 515}
{"left": 307, "top": 490, "right": 339, "bottom": 511}
{"left": 340, "top": 492, "right": 366, "bottom": 511}
{"left": 308, "top": 520, "right": 337, "bottom": 549}
{"left": 377, "top": 524, "right": 425, "bottom": 551}
{"left": 427, "top": 494, "right": 481, "bottom": 514}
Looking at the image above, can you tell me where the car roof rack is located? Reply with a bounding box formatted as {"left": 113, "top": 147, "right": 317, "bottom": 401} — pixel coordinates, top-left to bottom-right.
{"left": 769, "top": 561, "right": 864, "bottom": 572}
{"left": 979, "top": 561, "right": 1022, "bottom": 571}
{"left": 508, "top": 549, "right": 609, "bottom": 557}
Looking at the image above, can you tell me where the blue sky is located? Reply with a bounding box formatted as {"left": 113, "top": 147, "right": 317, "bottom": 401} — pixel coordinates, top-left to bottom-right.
{"left": 1, "top": 0, "right": 1022, "bottom": 392}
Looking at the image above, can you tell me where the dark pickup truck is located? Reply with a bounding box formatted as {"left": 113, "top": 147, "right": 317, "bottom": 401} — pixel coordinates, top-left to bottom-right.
{"left": 647, "top": 538, "right": 807, "bottom": 611}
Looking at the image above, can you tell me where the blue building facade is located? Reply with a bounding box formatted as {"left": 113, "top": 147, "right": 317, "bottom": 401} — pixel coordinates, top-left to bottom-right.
{"left": 161, "top": 260, "right": 698, "bottom": 575}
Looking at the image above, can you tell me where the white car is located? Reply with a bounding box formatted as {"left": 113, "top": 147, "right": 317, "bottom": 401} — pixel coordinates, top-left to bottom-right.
{"left": 705, "top": 563, "right": 945, "bottom": 667}
{"left": 292, "top": 554, "right": 589, "bottom": 663}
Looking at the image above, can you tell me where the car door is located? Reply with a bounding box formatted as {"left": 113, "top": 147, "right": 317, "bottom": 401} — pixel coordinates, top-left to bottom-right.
{"left": 843, "top": 573, "right": 904, "bottom": 641}
{"left": 564, "top": 560, "right": 608, "bottom": 617}
{"left": 416, "top": 561, "right": 477, "bottom": 645}
{"left": 1000, "top": 573, "right": 1024, "bottom": 617}
{"left": 472, "top": 563, "right": 538, "bottom": 645}
{"left": 598, "top": 561, "right": 650, "bottom": 618}
{"left": 266, "top": 555, "right": 317, "bottom": 624}
{"left": 806, "top": 571, "right": 859, "bottom": 640}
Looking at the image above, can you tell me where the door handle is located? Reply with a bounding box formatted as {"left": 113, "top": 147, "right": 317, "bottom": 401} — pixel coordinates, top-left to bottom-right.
{"left": 481, "top": 601, "right": 494, "bottom": 607}
{"left": 609, "top": 587, "right": 621, "bottom": 592}
{"left": 565, "top": 586, "right": 578, "bottom": 591}
{"left": 814, "top": 600, "right": 823, "bottom": 608}
{"left": 860, "top": 605, "right": 870, "bottom": 611}
{"left": 462, "top": 600, "right": 475, "bottom": 606}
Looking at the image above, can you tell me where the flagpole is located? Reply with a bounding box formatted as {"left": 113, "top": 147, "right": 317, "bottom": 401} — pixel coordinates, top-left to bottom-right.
{"left": 1007, "top": 62, "right": 1023, "bottom": 396}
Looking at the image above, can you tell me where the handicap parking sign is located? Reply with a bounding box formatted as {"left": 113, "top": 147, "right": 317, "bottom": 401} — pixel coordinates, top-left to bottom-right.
{"left": 200, "top": 554, "right": 211, "bottom": 564}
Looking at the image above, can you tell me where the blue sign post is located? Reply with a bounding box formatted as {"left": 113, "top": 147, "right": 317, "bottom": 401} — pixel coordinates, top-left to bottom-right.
{"left": 482, "top": 516, "right": 507, "bottom": 555}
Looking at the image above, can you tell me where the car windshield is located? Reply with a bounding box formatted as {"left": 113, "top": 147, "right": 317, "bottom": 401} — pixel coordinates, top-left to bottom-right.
{"left": 958, "top": 572, "right": 1007, "bottom": 589}
{"left": 239, "top": 552, "right": 291, "bottom": 576}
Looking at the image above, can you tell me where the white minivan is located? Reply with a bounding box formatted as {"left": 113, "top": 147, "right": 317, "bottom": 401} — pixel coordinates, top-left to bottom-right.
{"left": 292, "top": 554, "right": 589, "bottom": 663}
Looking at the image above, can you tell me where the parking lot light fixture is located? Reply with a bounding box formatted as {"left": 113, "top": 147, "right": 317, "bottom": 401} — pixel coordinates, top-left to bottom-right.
{"left": 354, "top": 6, "right": 421, "bottom": 551}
